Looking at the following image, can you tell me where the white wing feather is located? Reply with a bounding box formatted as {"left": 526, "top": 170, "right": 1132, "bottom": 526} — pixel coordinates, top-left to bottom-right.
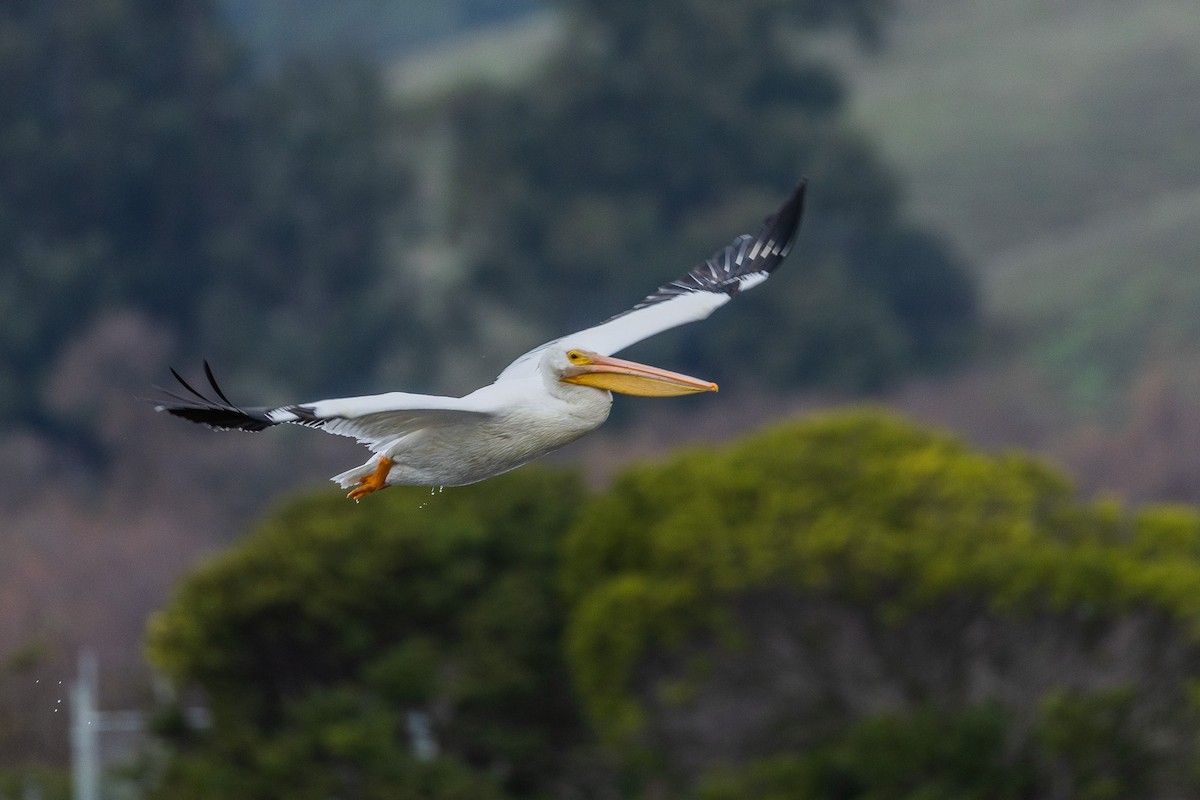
{"left": 494, "top": 180, "right": 805, "bottom": 382}
{"left": 266, "top": 391, "right": 497, "bottom": 452}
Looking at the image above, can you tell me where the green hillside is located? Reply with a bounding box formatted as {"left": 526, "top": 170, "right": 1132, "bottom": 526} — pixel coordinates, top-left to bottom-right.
{"left": 830, "top": 0, "right": 1200, "bottom": 408}
{"left": 387, "top": 10, "right": 562, "bottom": 99}
{"left": 836, "top": 0, "right": 1200, "bottom": 259}
{"left": 987, "top": 185, "right": 1200, "bottom": 408}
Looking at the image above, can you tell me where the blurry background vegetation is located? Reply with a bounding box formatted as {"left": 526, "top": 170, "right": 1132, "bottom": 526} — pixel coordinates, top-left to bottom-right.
{"left": 142, "top": 415, "right": 1200, "bottom": 798}
{"left": 1, "top": 0, "right": 1199, "bottom": 796}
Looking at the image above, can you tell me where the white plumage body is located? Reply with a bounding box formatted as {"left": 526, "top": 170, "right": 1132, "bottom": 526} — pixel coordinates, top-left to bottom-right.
{"left": 327, "top": 375, "right": 612, "bottom": 488}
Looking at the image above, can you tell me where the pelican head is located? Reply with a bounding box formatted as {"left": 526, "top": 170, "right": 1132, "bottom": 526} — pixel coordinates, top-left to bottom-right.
{"left": 544, "top": 346, "right": 717, "bottom": 397}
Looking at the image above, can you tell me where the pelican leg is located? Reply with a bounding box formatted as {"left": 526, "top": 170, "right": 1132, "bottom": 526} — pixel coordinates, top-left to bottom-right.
{"left": 347, "top": 456, "right": 396, "bottom": 502}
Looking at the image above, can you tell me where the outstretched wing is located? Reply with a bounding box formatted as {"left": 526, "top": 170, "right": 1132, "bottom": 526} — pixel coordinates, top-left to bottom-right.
{"left": 495, "top": 178, "right": 807, "bottom": 382}
{"left": 155, "top": 361, "right": 494, "bottom": 451}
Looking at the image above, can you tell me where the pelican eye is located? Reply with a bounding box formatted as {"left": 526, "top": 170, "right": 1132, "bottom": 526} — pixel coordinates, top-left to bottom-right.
{"left": 567, "top": 350, "right": 588, "bottom": 364}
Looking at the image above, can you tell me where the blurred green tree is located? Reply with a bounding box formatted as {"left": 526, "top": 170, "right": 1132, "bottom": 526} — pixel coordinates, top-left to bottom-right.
{"left": 561, "top": 411, "right": 1200, "bottom": 795}
{"left": 145, "top": 410, "right": 1200, "bottom": 797}
{"left": 441, "top": 0, "right": 977, "bottom": 390}
{"left": 1035, "top": 688, "right": 1152, "bottom": 800}
{"left": 699, "top": 705, "right": 1032, "bottom": 800}
{"left": 145, "top": 467, "right": 591, "bottom": 800}
{"left": 697, "top": 690, "right": 1157, "bottom": 800}
{"left": 0, "top": 0, "right": 235, "bottom": 426}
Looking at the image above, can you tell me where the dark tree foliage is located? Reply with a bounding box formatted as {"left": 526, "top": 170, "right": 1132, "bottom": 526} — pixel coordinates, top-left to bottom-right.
{"left": 192, "top": 57, "right": 411, "bottom": 398}
{"left": 146, "top": 468, "right": 593, "bottom": 800}
{"left": 700, "top": 705, "right": 1033, "bottom": 800}
{"left": 0, "top": 0, "right": 410, "bottom": 437}
{"left": 0, "top": 0, "right": 241, "bottom": 425}
{"left": 444, "top": 0, "right": 976, "bottom": 390}
{"left": 560, "top": 412, "right": 1200, "bottom": 797}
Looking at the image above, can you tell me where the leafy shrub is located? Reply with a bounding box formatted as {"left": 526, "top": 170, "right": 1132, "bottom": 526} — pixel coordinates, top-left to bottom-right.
{"left": 146, "top": 467, "right": 586, "bottom": 799}
{"left": 562, "top": 410, "right": 1200, "bottom": 800}
{"left": 699, "top": 705, "right": 1030, "bottom": 800}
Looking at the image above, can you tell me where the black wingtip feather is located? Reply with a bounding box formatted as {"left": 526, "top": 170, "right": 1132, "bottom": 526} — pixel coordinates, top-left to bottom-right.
{"left": 155, "top": 363, "right": 277, "bottom": 432}
{"left": 757, "top": 177, "right": 807, "bottom": 265}
{"left": 623, "top": 177, "right": 810, "bottom": 313}
{"left": 169, "top": 367, "right": 208, "bottom": 403}
{"left": 203, "top": 359, "right": 235, "bottom": 406}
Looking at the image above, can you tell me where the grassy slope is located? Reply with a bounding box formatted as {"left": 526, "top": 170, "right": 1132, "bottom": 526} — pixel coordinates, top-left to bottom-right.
{"left": 222, "top": 0, "right": 544, "bottom": 65}
{"left": 830, "top": 0, "right": 1200, "bottom": 410}
{"left": 387, "top": 10, "right": 562, "bottom": 100}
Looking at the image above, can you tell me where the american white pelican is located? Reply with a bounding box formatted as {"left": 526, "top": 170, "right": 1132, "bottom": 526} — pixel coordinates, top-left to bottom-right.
{"left": 158, "top": 179, "right": 807, "bottom": 500}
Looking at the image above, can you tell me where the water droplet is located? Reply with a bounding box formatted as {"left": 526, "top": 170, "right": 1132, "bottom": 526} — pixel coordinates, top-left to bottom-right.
{"left": 430, "top": 486, "right": 435, "bottom": 496}
{"left": 438, "top": 485, "right": 444, "bottom": 494}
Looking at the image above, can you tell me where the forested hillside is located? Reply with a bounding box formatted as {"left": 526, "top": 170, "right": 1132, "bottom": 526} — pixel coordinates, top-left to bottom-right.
{"left": 434, "top": 0, "right": 975, "bottom": 391}
{"left": 0, "top": 0, "right": 412, "bottom": 434}
{"left": 0, "top": 0, "right": 974, "bottom": 440}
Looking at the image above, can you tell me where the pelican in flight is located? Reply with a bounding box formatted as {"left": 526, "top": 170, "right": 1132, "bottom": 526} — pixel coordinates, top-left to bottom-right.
{"left": 158, "top": 179, "right": 807, "bottom": 500}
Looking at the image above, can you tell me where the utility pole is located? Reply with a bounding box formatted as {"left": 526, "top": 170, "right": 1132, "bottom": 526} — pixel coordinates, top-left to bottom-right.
{"left": 70, "top": 651, "right": 99, "bottom": 800}
{"left": 405, "top": 709, "right": 439, "bottom": 762}
{"left": 68, "top": 652, "right": 211, "bottom": 799}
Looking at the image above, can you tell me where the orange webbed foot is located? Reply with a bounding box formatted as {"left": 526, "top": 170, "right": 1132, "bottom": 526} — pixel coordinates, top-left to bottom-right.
{"left": 347, "top": 456, "right": 396, "bottom": 502}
